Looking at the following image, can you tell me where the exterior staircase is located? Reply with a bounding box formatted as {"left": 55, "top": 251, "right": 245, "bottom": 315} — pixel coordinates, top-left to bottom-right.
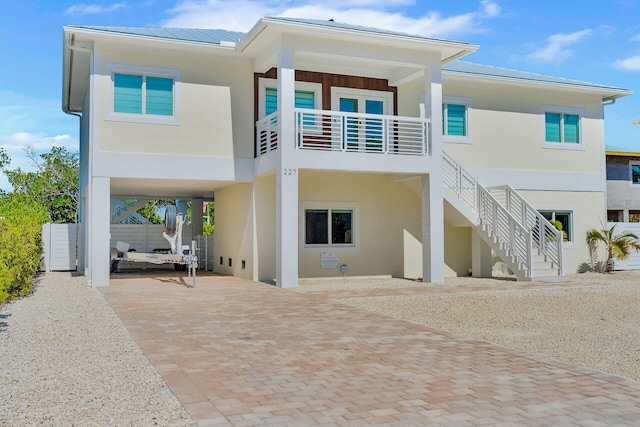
{"left": 110, "top": 199, "right": 152, "bottom": 224}
{"left": 442, "top": 151, "right": 564, "bottom": 281}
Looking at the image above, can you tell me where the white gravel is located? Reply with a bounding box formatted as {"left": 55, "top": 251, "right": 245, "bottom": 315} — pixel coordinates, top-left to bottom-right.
{"left": 0, "top": 272, "right": 194, "bottom": 426}
{"left": 322, "top": 272, "right": 640, "bottom": 382}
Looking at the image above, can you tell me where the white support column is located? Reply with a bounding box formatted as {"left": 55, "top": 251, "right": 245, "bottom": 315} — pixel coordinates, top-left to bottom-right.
{"left": 88, "top": 176, "right": 110, "bottom": 287}
{"left": 422, "top": 174, "right": 444, "bottom": 283}
{"left": 472, "top": 228, "right": 493, "bottom": 277}
{"left": 275, "top": 40, "right": 299, "bottom": 288}
{"left": 77, "top": 193, "right": 86, "bottom": 274}
{"left": 422, "top": 64, "right": 444, "bottom": 283}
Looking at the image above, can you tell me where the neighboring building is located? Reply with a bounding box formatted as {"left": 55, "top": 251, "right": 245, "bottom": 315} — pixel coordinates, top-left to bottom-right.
{"left": 606, "top": 145, "right": 640, "bottom": 222}
{"left": 62, "top": 18, "right": 631, "bottom": 287}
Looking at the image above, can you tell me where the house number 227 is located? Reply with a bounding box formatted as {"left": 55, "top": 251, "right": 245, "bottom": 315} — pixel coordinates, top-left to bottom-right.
{"left": 283, "top": 168, "right": 297, "bottom": 176}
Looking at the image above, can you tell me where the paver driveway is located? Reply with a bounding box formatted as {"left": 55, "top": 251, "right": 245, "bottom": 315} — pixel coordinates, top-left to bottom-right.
{"left": 102, "top": 272, "right": 640, "bottom": 426}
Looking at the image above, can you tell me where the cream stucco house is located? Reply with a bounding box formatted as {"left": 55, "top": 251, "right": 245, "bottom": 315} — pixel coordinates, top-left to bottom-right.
{"left": 62, "top": 17, "right": 631, "bottom": 287}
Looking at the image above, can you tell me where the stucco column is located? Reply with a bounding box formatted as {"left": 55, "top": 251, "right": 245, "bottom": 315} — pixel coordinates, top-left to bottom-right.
{"left": 472, "top": 228, "right": 493, "bottom": 277}
{"left": 275, "top": 41, "right": 299, "bottom": 288}
{"left": 88, "top": 176, "right": 110, "bottom": 287}
{"left": 77, "top": 192, "right": 86, "bottom": 274}
{"left": 422, "top": 174, "right": 444, "bottom": 283}
{"left": 421, "top": 64, "right": 445, "bottom": 283}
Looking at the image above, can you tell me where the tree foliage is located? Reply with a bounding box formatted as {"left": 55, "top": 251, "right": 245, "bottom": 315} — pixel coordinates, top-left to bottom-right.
{"left": 0, "top": 196, "right": 48, "bottom": 304}
{"left": 0, "top": 146, "right": 79, "bottom": 223}
{"left": 585, "top": 225, "right": 640, "bottom": 272}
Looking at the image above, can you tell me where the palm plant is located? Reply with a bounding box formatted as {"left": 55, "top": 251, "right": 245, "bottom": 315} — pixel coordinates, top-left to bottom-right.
{"left": 585, "top": 225, "right": 640, "bottom": 272}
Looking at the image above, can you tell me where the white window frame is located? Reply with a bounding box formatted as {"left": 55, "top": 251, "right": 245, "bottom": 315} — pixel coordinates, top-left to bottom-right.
{"left": 442, "top": 96, "right": 472, "bottom": 144}
{"left": 542, "top": 105, "right": 584, "bottom": 151}
{"left": 537, "top": 206, "right": 575, "bottom": 247}
{"left": 330, "top": 87, "right": 394, "bottom": 115}
{"left": 299, "top": 202, "right": 359, "bottom": 252}
{"left": 105, "top": 63, "right": 181, "bottom": 125}
{"left": 629, "top": 160, "right": 640, "bottom": 186}
{"left": 258, "top": 78, "right": 323, "bottom": 119}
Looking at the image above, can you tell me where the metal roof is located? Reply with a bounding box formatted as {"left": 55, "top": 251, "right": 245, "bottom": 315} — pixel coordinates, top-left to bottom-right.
{"left": 68, "top": 25, "right": 244, "bottom": 45}
{"left": 265, "top": 17, "right": 473, "bottom": 46}
{"left": 66, "top": 24, "right": 629, "bottom": 95}
{"left": 443, "top": 61, "right": 627, "bottom": 92}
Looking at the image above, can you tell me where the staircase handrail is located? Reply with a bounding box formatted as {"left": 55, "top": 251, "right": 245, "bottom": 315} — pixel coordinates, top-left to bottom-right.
{"left": 442, "top": 151, "right": 478, "bottom": 210}
{"left": 488, "top": 185, "right": 564, "bottom": 275}
{"left": 442, "top": 150, "right": 535, "bottom": 277}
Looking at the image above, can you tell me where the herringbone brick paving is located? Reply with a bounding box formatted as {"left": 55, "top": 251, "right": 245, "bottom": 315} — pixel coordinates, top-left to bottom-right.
{"left": 102, "top": 272, "right": 640, "bottom": 426}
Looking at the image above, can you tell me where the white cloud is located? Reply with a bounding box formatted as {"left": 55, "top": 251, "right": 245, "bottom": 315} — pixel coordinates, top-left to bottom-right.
{"left": 0, "top": 133, "right": 76, "bottom": 155}
{"left": 162, "top": 0, "right": 501, "bottom": 38}
{"left": 614, "top": 55, "right": 640, "bottom": 71}
{"left": 525, "top": 29, "right": 592, "bottom": 64}
{"left": 64, "top": 3, "right": 127, "bottom": 15}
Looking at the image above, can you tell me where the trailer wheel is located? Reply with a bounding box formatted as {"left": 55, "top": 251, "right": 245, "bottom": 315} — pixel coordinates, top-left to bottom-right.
{"left": 110, "top": 259, "right": 119, "bottom": 273}
{"left": 174, "top": 263, "right": 187, "bottom": 271}
{"left": 165, "top": 205, "right": 177, "bottom": 235}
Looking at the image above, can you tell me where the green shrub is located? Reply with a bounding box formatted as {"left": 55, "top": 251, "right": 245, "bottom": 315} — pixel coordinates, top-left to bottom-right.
{"left": 0, "top": 197, "right": 48, "bottom": 304}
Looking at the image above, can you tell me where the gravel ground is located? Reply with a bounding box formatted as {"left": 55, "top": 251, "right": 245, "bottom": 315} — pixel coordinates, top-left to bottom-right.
{"left": 323, "top": 272, "right": 640, "bottom": 382}
{"left": 0, "top": 272, "right": 194, "bottom": 426}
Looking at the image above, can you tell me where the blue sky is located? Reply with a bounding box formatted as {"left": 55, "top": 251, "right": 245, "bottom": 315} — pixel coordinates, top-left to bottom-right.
{"left": 3, "top": 0, "right": 640, "bottom": 189}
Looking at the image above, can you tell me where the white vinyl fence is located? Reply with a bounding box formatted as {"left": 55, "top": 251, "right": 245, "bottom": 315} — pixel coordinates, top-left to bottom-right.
{"left": 607, "top": 222, "right": 640, "bottom": 270}
{"left": 41, "top": 223, "right": 214, "bottom": 272}
{"left": 42, "top": 223, "right": 77, "bottom": 272}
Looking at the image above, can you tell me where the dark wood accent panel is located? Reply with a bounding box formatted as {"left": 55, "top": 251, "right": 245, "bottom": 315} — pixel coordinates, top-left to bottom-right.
{"left": 253, "top": 69, "right": 399, "bottom": 156}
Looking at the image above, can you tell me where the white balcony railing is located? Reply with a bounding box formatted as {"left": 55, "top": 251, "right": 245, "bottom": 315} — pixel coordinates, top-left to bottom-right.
{"left": 256, "top": 109, "right": 430, "bottom": 156}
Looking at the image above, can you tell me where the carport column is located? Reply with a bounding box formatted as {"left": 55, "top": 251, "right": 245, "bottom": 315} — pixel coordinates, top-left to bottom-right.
{"left": 276, "top": 39, "right": 299, "bottom": 288}
{"left": 472, "top": 228, "right": 493, "bottom": 277}
{"left": 422, "top": 64, "right": 444, "bottom": 283}
{"left": 88, "top": 176, "right": 110, "bottom": 287}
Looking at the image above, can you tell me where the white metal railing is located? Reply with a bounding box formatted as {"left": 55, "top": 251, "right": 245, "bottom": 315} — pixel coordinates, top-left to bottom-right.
{"left": 443, "top": 151, "right": 478, "bottom": 210}
{"left": 295, "top": 109, "right": 429, "bottom": 155}
{"left": 488, "top": 185, "right": 564, "bottom": 275}
{"left": 442, "top": 151, "right": 547, "bottom": 277}
{"left": 256, "top": 111, "right": 279, "bottom": 155}
{"left": 478, "top": 186, "right": 533, "bottom": 274}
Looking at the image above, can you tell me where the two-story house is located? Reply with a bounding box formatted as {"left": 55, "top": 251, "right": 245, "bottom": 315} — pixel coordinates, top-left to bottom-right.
{"left": 62, "top": 18, "right": 630, "bottom": 287}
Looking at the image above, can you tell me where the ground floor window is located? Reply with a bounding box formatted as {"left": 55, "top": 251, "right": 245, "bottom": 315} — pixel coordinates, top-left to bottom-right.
{"left": 607, "top": 210, "right": 623, "bottom": 222}
{"left": 629, "top": 210, "right": 640, "bottom": 223}
{"left": 305, "top": 208, "right": 353, "bottom": 245}
{"left": 539, "top": 210, "right": 572, "bottom": 242}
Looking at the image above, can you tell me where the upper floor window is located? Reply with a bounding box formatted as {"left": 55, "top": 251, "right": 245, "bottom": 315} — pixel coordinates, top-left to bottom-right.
{"left": 114, "top": 74, "right": 174, "bottom": 116}
{"left": 106, "top": 63, "right": 180, "bottom": 125}
{"left": 630, "top": 161, "right": 640, "bottom": 184}
{"left": 543, "top": 106, "right": 583, "bottom": 149}
{"left": 258, "top": 78, "right": 322, "bottom": 118}
{"left": 442, "top": 97, "right": 471, "bottom": 143}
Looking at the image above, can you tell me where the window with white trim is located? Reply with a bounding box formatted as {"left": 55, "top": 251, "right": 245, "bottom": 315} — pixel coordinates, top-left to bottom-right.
{"left": 543, "top": 106, "right": 582, "bottom": 148}
{"left": 105, "top": 64, "right": 180, "bottom": 125}
{"left": 442, "top": 97, "right": 471, "bottom": 143}
{"left": 539, "top": 210, "right": 573, "bottom": 243}
{"left": 258, "top": 78, "right": 322, "bottom": 118}
{"left": 301, "top": 202, "right": 358, "bottom": 249}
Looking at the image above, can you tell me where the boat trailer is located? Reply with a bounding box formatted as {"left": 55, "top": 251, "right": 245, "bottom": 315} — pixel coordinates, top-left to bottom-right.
{"left": 110, "top": 205, "right": 199, "bottom": 286}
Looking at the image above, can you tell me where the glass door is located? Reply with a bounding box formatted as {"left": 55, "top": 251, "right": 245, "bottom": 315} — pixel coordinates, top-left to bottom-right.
{"left": 338, "top": 97, "right": 385, "bottom": 151}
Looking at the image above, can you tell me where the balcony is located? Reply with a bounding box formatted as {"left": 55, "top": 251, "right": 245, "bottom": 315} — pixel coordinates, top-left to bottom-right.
{"left": 257, "top": 109, "right": 430, "bottom": 157}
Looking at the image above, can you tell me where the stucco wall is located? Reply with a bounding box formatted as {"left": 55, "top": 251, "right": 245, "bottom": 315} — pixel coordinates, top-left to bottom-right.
{"left": 517, "top": 189, "right": 606, "bottom": 274}
{"left": 606, "top": 155, "right": 640, "bottom": 212}
{"left": 444, "top": 222, "right": 472, "bottom": 277}
{"left": 213, "top": 183, "right": 255, "bottom": 279}
{"left": 254, "top": 174, "right": 276, "bottom": 282}
{"left": 297, "top": 171, "right": 422, "bottom": 279}
{"left": 94, "top": 44, "right": 254, "bottom": 159}
{"left": 441, "top": 79, "right": 604, "bottom": 176}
